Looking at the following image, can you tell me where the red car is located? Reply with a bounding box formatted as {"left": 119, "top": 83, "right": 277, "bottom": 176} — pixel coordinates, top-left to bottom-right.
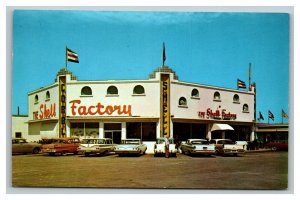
{"left": 41, "top": 137, "right": 81, "bottom": 155}
{"left": 267, "top": 141, "right": 288, "bottom": 151}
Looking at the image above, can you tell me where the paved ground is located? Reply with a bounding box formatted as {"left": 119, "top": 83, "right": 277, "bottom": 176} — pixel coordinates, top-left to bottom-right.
{"left": 11, "top": 151, "right": 288, "bottom": 190}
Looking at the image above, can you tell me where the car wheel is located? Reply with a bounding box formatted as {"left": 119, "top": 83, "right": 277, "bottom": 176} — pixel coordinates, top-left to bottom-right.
{"left": 32, "top": 148, "right": 40, "bottom": 154}
{"left": 49, "top": 152, "right": 55, "bottom": 156}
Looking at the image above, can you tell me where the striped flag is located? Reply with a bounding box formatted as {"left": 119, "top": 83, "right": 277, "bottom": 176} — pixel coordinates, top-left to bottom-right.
{"left": 268, "top": 110, "right": 274, "bottom": 121}
{"left": 282, "top": 109, "right": 288, "bottom": 119}
{"left": 237, "top": 79, "right": 246, "bottom": 89}
{"left": 66, "top": 47, "right": 79, "bottom": 63}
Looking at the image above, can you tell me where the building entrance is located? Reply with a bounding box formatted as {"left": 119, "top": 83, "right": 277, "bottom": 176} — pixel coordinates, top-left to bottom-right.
{"left": 104, "top": 123, "right": 122, "bottom": 144}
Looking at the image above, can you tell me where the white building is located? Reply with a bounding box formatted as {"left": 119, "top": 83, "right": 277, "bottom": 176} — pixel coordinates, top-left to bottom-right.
{"left": 27, "top": 66, "right": 256, "bottom": 153}
{"left": 12, "top": 115, "right": 29, "bottom": 140}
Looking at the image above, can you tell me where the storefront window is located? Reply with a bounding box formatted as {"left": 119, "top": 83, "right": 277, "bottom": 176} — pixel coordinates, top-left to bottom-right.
{"left": 70, "top": 122, "right": 99, "bottom": 138}
{"left": 126, "top": 122, "right": 156, "bottom": 141}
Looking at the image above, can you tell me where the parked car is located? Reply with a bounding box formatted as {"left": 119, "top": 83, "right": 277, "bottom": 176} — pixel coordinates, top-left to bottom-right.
{"left": 77, "top": 138, "right": 116, "bottom": 156}
{"left": 41, "top": 137, "right": 80, "bottom": 156}
{"left": 154, "top": 137, "right": 177, "bottom": 156}
{"left": 181, "top": 139, "right": 216, "bottom": 156}
{"left": 12, "top": 138, "right": 41, "bottom": 154}
{"left": 266, "top": 140, "right": 288, "bottom": 151}
{"left": 114, "top": 139, "right": 147, "bottom": 156}
{"left": 235, "top": 141, "right": 248, "bottom": 151}
{"left": 210, "top": 139, "right": 245, "bottom": 156}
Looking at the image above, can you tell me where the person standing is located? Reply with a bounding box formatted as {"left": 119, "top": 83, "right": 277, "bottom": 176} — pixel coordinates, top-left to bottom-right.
{"left": 164, "top": 137, "right": 169, "bottom": 158}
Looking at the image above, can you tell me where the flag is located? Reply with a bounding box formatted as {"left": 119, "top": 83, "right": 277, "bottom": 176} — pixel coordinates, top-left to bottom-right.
{"left": 258, "top": 112, "right": 264, "bottom": 120}
{"left": 162, "top": 42, "right": 166, "bottom": 66}
{"left": 282, "top": 109, "right": 288, "bottom": 119}
{"left": 268, "top": 110, "right": 274, "bottom": 121}
{"left": 237, "top": 79, "right": 246, "bottom": 89}
{"left": 66, "top": 47, "right": 79, "bottom": 63}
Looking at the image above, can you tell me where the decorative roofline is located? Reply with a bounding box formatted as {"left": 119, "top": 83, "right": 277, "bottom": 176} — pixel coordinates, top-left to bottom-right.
{"left": 149, "top": 66, "right": 179, "bottom": 80}
{"left": 54, "top": 68, "right": 77, "bottom": 82}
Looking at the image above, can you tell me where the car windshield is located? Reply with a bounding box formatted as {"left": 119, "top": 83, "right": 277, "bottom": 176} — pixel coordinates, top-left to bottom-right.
{"left": 122, "top": 140, "right": 140, "bottom": 145}
{"left": 191, "top": 140, "right": 209, "bottom": 145}
{"left": 218, "top": 140, "right": 234, "bottom": 144}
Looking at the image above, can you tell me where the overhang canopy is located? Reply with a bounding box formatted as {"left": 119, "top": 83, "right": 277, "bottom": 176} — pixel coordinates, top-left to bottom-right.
{"left": 211, "top": 123, "right": 234, "bottom": 132}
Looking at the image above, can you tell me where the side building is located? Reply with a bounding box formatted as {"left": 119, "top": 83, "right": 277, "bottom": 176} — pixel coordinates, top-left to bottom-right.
{"left": 27, "top": 66, "right": 256, "bottom": 153}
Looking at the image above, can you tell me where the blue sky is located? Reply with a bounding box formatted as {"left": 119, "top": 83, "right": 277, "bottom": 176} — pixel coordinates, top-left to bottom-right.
{"left": 12, "top": 10, "right": 289, "bottom": 123}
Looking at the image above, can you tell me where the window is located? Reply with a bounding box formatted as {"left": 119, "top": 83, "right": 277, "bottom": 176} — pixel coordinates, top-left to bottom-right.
{"left": 233, "top": 94, "right": 240, "bottom": 103}
{"left": 126, "top": 122, "right": 156, "bottom": 141}
{"left": 70, "top": 122, "right": 99, "bottom": 138}
{"left": 191, "top": 88, "right": 199, "bottom": 98}
{"left": 46, "top": 91, "right": 50, "bottom": 100}
{"left": 179, "top": 97, "right": 187, "bottom": 106}
{"left": 213, "top": 92, "right": 221, "bottom": 101}
{"left": 133, "top": 85, "right": 145, "bottom": 95}
{"left": 107, "top": 86, "right": 118, "bottom": 95}
{"left": 81, "top": 86, "right": 92, "bottom": 96}
{"left": 15, "top": 132, "right": 22, "bottom": 138}
{"left": 243, "top": 104, "right": 249, "bottom": 112}
{"left": 34, "top": 95, "right": 39, "bottom": 104}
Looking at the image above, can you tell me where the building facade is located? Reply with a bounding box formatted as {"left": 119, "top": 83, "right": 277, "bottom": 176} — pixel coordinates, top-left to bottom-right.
{"left": 27, "top": 66, "right": 256, "bottom": 153}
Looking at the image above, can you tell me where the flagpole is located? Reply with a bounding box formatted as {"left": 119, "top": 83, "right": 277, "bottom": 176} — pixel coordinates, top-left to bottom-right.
{"left": 162, "top": 42, "right": 165, "bottom": 67}
{"left": 65, "top": 46, "right": 68, "bottom": 70}
{"left": 248, "top": 63, "right": 251, "bottom": 91}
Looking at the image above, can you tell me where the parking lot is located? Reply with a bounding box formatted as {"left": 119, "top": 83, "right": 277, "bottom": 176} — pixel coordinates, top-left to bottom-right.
{"left": 11, "top": 151, "right": 288, "bottom": 190}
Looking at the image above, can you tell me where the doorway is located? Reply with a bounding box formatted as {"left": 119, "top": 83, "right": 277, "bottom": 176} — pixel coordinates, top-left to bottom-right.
{"left": 104, "top": 131, "right": 121, "bottom": 144}
{"left": 104, "top": 123, "right": 122, "bottom": 144}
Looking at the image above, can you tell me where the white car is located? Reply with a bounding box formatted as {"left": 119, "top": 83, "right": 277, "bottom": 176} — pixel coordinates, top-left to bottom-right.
{"left": 154, "top": 137, "right": 177, "bottom": 156}
{"left": 114, "top": 139, "right": 147, "bottom": 156}
{"left": 210, "top": 139, "right": 245, "bottom": 156}
{"left": 180, "top": 139, "right": 216, "bottom": 156}
{"left": 77, "top": 138, "right": 115, "bottom": 156}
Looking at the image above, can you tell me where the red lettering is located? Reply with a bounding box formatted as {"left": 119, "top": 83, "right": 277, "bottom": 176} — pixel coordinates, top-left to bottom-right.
{"left": 39, "top": 104, "right": 44, "bottom": 119}
{"left": 70, "top": 100, "right": 81, "bottom": 115}
{"left": 69, "top": 100, "right": 132, "bottom": 116}
{"left": 201, "top": 108, "right": 236, "bottom": 120}
{"left": 87, "top": 106, "right": 97, "bottom": 115}
{"left": 78, "top": 106, "right": 87, "bottom": 115}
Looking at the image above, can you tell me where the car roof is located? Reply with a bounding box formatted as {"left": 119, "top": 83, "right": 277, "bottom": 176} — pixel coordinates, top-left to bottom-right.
{"left": 188, "top": 139, "right": 207, "bottom": 141}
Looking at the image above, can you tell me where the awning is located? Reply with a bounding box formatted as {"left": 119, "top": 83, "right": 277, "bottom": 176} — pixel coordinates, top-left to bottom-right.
{"left": 211, "top": 123, "right": 234, "bottom": 132}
